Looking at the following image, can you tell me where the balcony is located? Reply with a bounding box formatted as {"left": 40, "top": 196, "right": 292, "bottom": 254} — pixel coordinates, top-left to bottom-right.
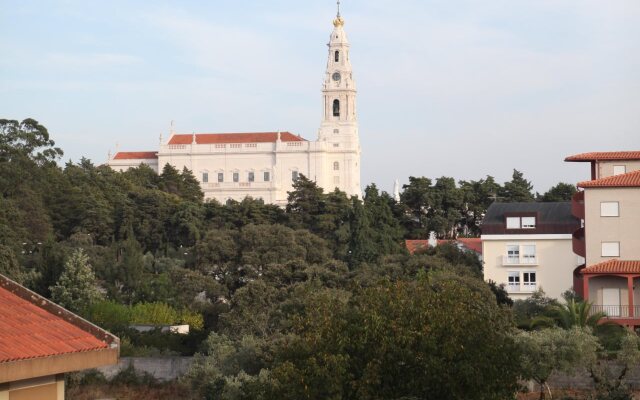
{"left": 589, "top": 305, "right": 640, "bottom": 319}
{"left": 502, "top": 256, "right": 538, "bottom": 266}
{"left": 571, "top": 191, "right": 585, "bottom": 220}
{"left": 572, "top": 227, "right": 586, "bottom": 257}
{"left": 507, "top": 283, "right": 537, "bottom": 293}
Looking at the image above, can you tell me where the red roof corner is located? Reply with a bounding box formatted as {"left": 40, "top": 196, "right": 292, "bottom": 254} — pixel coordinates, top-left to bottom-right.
{"left": 0, "top": 275, "right": 119, "bottom": 383}
{"left": 578, "top": 170, "right": 640, "bottom": 189}
{"left": 565, "top": 151, "right": 640, "bottom": 162}
{"left": 581, "top": 259, "right": 640, "bottom": 274}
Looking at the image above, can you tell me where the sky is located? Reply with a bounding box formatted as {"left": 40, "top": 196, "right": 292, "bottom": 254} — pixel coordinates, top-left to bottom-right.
{"left": 1, "top": 0, "right": 639, "bottom": 194}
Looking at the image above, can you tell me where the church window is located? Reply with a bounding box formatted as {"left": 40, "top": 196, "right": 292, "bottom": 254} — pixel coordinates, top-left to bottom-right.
{"left": 333, "top": 99, "right": 340, "bottom": 117}
{"left": 202, "top": 172, "right": 208, "bottom": 183}
{"left": 335, "top": 50, "right": 339, "bottom": 62}
{"left": 292, "top": 171, "right": 299, "bottom": 182}
{"left": 233, "top": 172, "right": 239, "bottom": 182}
{"left": 264, "top": 171, "right": 270, "bottom": 182}
{"left": 248, "top": 172, "right": 255, "bottom": 182}
{"left": 333, "top": 129, "right": 339, "bottom": 134}
{"left": 333, "top": 162, "right": 340, "bottom": 171}
{"left": 218, "top": 172, "right": 224, "bottom": 182}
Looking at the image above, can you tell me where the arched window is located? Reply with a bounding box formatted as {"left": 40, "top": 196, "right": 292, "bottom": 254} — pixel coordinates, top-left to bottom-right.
{"left": 333, "top": 99, "right": 340, "bottom": 117}
{"left": 335, "top": 50, "right": 339, "bottom": 62}
{"left": 333, "top": 162, "right": 340, "bottom": 171}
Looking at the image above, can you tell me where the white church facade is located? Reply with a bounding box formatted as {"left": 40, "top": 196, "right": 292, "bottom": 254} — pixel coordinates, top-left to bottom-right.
{"left": 109, "top": 9, "right": 361, "bottom": 206}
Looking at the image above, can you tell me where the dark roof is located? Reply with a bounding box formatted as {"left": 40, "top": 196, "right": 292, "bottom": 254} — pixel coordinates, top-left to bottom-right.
{"left": 481, "top": 202, "right": 579, "bottom": 235}
{"left": 483, "top": 202, "right": 574, "bottom": 224}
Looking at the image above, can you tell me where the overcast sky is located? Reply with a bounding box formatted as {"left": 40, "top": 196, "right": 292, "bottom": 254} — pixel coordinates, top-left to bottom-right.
{"left": 1, "top": 0, "right": 639, "bottom": 193}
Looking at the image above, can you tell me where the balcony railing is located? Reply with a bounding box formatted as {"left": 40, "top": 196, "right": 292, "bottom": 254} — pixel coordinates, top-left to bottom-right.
{"left": 589, "top": 305, "right": 640, "bottom": 319}
{"left": 507, "top": 283, "right": 537, "bottom": 293}
{"left": 502, "top": 256, "right": 538, "bottom": 265}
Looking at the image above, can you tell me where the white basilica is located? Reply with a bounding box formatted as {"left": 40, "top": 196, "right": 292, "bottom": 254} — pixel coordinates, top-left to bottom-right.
{"left": 108, "top": 9, "right": 361, "bottom": 205}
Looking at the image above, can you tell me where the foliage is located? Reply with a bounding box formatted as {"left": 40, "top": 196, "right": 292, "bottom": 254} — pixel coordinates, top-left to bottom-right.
{"left": 589, "top": 333, "right": 640, "bottom": 400}
{"left": 514, "top": 327, "right": 600, "bottom": 399}
{"left": 50, "top": 248, "right": 103, "bottom": 313}
{"left": 539, "top": 182, "right": 577, "bottom": 202}
{"left": 535, "top": 299, "right": 607, "bottom": 330}
{"left": 85, "top": 301, "right": 203, "bottom": 330}
{"left": 266, "top": 277, "right": 521, "bottom": 400}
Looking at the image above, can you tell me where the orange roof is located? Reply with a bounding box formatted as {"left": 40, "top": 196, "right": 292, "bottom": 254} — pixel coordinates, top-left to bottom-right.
{"left": 168, "top": 131, "right": 306, "bottom": 145}
{"left": 578, "top": 170, "right": 640, "bottom": 188}
{"left": 581, "top": 259, "right": 640, "bottom": 274}
{"left": 0, "top": 284, "right": 108, "bottom": 363}
{"left": 565, "top": 151, "right": 640, "bottom": 162}
{"left": 456, "top": 238, "right": 483, "bottom": 254}
{"left": 113, "top": 151, "right": 158, "bottom": 160}
{"left": 405, "top": 240, "right": 429, "bottom": 255}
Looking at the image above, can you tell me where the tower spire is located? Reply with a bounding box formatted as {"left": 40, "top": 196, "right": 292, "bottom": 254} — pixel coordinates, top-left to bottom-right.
{"left": 337, "top": 0, "right": 341, "bottom": 17}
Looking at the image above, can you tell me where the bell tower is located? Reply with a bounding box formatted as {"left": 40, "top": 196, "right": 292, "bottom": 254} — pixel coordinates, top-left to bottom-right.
{"left": 318, "top": 1, "right": 359, "bottom": 148}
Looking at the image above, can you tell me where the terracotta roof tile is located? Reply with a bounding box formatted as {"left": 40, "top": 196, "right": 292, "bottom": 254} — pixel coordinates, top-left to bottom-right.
{"left": 167, "top": 132, "right": 306, "bottom": 145}
{"left": 581, "top": 259, "right": 640, "bottom": 274}
{"left": 405, "top": 240, "right": 429, "bottom": 255}
{"left": 113, "top": 151, "right": 158, "bottom": 160}
{"left": 577, "top": 170, "right": 640, "bottom": 188}
{"left": 565, "top": 151, "right": 640, "bottom": 162}
{"left": 0, "top": 285, "right": 108, "bottom": 363}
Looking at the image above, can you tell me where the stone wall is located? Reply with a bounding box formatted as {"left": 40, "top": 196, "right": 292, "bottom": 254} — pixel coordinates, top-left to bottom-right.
{"left": 96, "top": 357, "right": 194, "bottom": 381}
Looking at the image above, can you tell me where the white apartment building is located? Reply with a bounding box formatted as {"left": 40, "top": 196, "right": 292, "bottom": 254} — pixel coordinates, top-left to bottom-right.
{"left": 108, "top": 10, "right": 361, "bottom": 205}
{"left": 482, "top": 202, "right": 582, "bottom": 300}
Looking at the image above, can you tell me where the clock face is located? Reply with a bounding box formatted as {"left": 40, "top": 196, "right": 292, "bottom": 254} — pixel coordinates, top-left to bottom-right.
{"left": 332, "top": 72, "right": 341, "bottom": 81}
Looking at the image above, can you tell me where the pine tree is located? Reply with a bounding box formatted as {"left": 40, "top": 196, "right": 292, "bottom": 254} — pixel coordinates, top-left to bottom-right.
{"left": 500, "top": 169, "right": 535, "bottom": 202}
{"left": 50, "top": 248, "right": 103, "bottom": 313}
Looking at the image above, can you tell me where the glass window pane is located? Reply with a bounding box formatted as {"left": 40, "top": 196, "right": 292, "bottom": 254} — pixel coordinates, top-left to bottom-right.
{"left": 602, "top": 242, "right": 620, "bottom": 257}
{"left": 264, "top": 171, "right": 270, "bottom": 182}
{"left": 233, "top": 172, "right": 239, "bottom": 182}
{"left": 248, "top": 172, "right": 255, "bottom": 182}
{"left": 202, "top": 172, "right": 208, "bottom": 183}
{"left": 601, "top": 202, "right": 619, "bottom": 217}
{"left": 521, "top": 217, "right": 536, "bottom": 228}
{"left": 218, "top": 173, "right": 224, "bottom": 182}
{"left": 506, "top": 217, "right": 520, "bottom": 229}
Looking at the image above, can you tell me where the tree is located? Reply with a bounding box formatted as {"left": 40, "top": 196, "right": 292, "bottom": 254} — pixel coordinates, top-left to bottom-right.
{"left": 459, "top": 176, "right": 502, "bottom": 236}
{"left": 267, "top": 278, "right": 522, "bottom": 400}
{"left": 539, "top": 299, "right": 607, "bottom": 330}
{"left": 363, "top": 184, "right": 405, "bottom": 256}
{"left": 514, "top": 327, "right": 600, "bottom": 399}
{"left": 50, "top": 248, "right": 103, "bottom": 313}
{"left": 347, "top": 198, "right": 377, "bottom": 267}
{"left": 399, "top": 176, "right": 433, "bottom": 238}
{"left": 538, "top": 182, "right": 577, "bottom": 202}
{"left": 500, "top": 169, "right": 535, "bottom": 202}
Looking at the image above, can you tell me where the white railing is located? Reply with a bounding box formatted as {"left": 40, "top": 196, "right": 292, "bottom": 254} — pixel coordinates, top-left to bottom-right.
{"left": 508, "top": 283, "right": 537, "bottom": 293}
{"left": 502, "top": 256, "right": 538, "bottom": 265}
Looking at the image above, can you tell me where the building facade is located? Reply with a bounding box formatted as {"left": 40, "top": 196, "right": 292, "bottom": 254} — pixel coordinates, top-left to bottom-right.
{"left": 108, "top": 11, "right": 361, "bottom": 205}
{"left": 568, "top": 151, "right": 640, "bottom": 327}
{"left": 481, "top": 202, "right": 582, "bottom": 300}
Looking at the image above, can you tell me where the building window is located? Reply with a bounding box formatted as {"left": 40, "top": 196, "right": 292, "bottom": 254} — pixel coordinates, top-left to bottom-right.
{"left": 523, "top": 272, "right": 536, "bottom": 290}
{"left": 218, "top": 172, "right": 224, "bottom": 182}
{"left": 233, "top": 172, "right": 239, "bottom": 183}
{"left": 506, "top": 245, "right": 519, "bottom": 264}
{"left": 248, "top": 172, "right": 255, "bottom": 182}
{"left": 601, "top": 202, "right": 619, "bottom": 217}
{"left": 522, "top": 245, "right": 536, "bottom": 263}
{"left": 333, "top": 128, "right": 339, "bottom": 134}
{"left": 506, "top": 217, "right": 521, "bottom": 229}
{"left": 508, "top": 272, "right": 520, "bottom": 292}
{"left": 521, "top": 217, "right": 536, "bottom": 229}
{"left": 202, "top": 172, "right": 208, "bottom": 183}
{"left": 264, "top": 171, "right": 270, "bottom": 182}
{"left": 335, "top": 50, "right": 339, "bottom": 62}
{"left": 333, "top": 161, "right": 340, "bottom": 171}
{"left": 601, "top": 242, "right": 620, "bottom": 257}
{"left": 333, "top": 99, "right": 340, "bottom": 117}
{"left": 613, "top": 165, "right": 626, "bottom": 176}
{"left": 292, "top": 171, "right": 299, "bottom": 181}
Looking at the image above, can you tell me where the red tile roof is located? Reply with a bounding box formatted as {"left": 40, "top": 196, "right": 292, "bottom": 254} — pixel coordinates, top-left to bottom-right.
{"left": 565, "top": 151, "right": 640, "bottom": 162}
{"left": 0, "top": 285, "right": 109, "bottom": 363}
{"left": 405, "top": 240, "right": 429, "bottom": 255}
{"left": 113, "top": 151, "right": 158, "bottom": 160}
{"left": 456, "top": 238, "right": 483, "bottom": 254}
{"left": 578, "top": 170, "right": 640, "bottom": 188}
{"left": 581, "top": 259, "right": 640, "bottom": 274}
{"left": 168, "top": 132, "right": 306, "bottom": 145}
